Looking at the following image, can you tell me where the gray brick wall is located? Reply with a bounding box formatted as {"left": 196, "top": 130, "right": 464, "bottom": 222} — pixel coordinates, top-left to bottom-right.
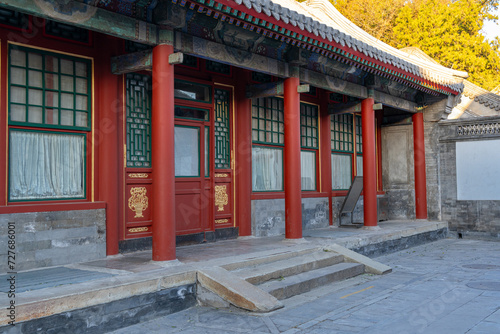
{"left": 251, "top": 197, "right": 329, "bottom": 237}
{"left": 0, "top": 209, "right": 106, "bottom": 273}
{"left": 438, "top": 116, "right": 500, "bottom": 239}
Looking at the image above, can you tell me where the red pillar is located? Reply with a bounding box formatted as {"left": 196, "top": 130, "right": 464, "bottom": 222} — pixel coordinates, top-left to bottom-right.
{"left": 361, "top": 98, "right": 378, "bottom": 227}
{"left": 284, "top": 77, "right": 302, "bottom": 239}
{"left": 235, "top": 68, "right": 252, "bottom": 236}
{"left": 97, "top": 35, "right": 120, "bottom": 255}
{"left": 152, "top": 44, "right": 176, "bottom": 261}
{"left": 413, "top": 112, "right": 428, "bottom": 219}
{"left": 320, "top": 90, "right": 333, "bottom": 225}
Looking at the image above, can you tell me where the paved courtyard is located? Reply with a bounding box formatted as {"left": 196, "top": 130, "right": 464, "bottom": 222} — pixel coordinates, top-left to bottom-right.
{"left": 109, "top": 238, "right": 500, "bottom": 334}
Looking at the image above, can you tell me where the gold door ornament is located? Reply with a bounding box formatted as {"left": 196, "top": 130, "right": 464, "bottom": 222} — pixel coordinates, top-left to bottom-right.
{"left": 214, "top": 185, "right": 228, "bottom": 211}
{"left": 128, "top": 187, "right": 149, "bottom": 218}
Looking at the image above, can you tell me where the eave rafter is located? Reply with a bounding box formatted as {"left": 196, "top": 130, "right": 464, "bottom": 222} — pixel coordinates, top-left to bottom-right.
{"left": 173, "top": 0, "right": 458, "bottom": 96}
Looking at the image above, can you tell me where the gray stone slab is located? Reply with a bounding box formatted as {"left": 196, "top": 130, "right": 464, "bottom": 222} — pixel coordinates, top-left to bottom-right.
{"left": 0, "top": 267, "right": 114, "bottom": 293}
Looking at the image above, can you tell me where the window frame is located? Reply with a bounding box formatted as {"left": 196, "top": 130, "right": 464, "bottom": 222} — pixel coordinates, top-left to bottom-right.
{"left": 7, "top": 44, "right": 93, "bottom": 203}
{"left": 300, "top": 102, "right": 319, "bottom": 192}
{"left": 331, "top": 113, "right": 364, "bottom": 193}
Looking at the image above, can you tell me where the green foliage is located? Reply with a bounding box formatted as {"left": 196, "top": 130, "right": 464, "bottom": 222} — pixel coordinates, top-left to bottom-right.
{"left": 331, "top": 0, "right": 500, "bottom": 90}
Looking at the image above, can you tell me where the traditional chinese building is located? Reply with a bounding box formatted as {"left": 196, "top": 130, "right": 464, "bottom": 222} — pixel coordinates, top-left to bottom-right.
{"left": 0, "top": 0, "right": 475, "bottom": 272}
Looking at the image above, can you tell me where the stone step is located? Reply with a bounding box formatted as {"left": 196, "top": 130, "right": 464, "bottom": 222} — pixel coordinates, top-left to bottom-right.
{"left": 259, "top": 262, "right": 365, "bottom": 300}
{"left": 232, "top": 251, "right": 345, "bottom": 285}
{"left": 197, "top": 267, "right": 283, "bottom": 312}
{"left": 221, "top": 246, "right": 318, "bottom": 271}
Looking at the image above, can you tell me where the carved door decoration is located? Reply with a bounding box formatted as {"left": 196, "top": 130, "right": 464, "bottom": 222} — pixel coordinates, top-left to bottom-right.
{"left": 124, "top": 74, "right": 153, "bottom": 239}
{"left": 213, "top": 87, "right": 234, "bottom": 228}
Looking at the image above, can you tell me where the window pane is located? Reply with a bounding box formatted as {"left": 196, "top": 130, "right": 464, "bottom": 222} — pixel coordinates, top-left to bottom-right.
{"left": 10, "top": 105, "right": 26, "bottom": 122}
{"left": 10, "top": 49, "right": 25, "bottom": 67}
{"left": 45, "top": 73, "right": 58, "bottom": 90}
{"left": 28, "top": 53, "right": 42, "bottom": 69}
{"left": 332, "top": 153, "right": 352, "bottom": 190}
{"left": 45, "top": 109, "right": 59, "bottom": 125}
{"left": 175, "top": 126, "right": 200, "bottom": 177}
{"left": 356, "top": 155, "right": 363, "bottom": 176}
{"left": 61, "top": 109, "right": 74, "bottom": 126}
{"left": 174, "top": 80, "right": 211, "bottom": 103}
{"left": 61, "top": 75, "right": 74, "bottom": 92}
{"left": 75, "top": 78, "right": 87, "bottom": 94}
{"left": 9, "top": 131, "right": 85, "bottom": 200}
{"left": 28, "top": 89, "right": 43, "bottom": 105}
{"left": 11, "top": 68, "right": 26, "bottom": 85}
{"left": 301, "top": 151, "right": 316, "bottom": 191}
{"left": 75, "top": 62, "right": 87, "bottom": 77}
{"left": 28, "top": 106, "right": 43, "bottom": 123}
{"left": 45, "top": 91, "right": 59, "bottom": 107}
{"left": 60, "top": 59, "right": 73, "bottom": 75}
{"left": 28, "top": 70, "right": 42, "bottom": 88}
{"left": 205, "top": 127, "right": 209, "bottom": 177}
{"left": 11, "top": 87, "right": 26, "bottom": 104}
{"left": 75, "top": 112, "right": 88, "bottom": 127}
{"left": 252, "top": 146, "right": 283, "bottom": 191}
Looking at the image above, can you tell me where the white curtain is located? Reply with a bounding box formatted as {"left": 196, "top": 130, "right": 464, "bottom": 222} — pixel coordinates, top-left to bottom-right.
{"left": 331, "top": 153, "right": 352, "bottom": 190}
{"left": 356, "top": 155, "right": 363, "bottom": 176}
{"left": 301, "top": 151, "right": 316, "bottom": 191}
{"left": 9, "top": 131, "right": 85, "bottom": 200}
{"left": 252, "top": 146, "right": 283, "bottom": 191}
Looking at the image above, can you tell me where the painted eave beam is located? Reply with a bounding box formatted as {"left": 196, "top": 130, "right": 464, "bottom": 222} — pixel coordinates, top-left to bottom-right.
{"left": 329, "top": 102, "right": 383, "bottom": 115}
{"left": 246, "top": 81, "right": 284, "bottom": 99}
{"left": 0, "top": 0, "right": 173, "bottom": 45}
{"left": 371, "top": 90, "right": 417, "bottom": 113}
{"left": 176, "top": 32, "right": 368, "bottom": 99}
{"left": 111, "top": 50, "right": 152, "bottom": 75}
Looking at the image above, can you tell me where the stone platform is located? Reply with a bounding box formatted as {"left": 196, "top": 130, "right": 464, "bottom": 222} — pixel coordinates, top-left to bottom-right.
{"left": 0, "top": 220, "right": 448, "bottom": 333}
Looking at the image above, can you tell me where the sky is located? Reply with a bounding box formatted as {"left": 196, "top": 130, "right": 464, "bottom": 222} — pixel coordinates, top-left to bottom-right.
{"left": 483, "top": 6, "right": 500, "bottom": 40}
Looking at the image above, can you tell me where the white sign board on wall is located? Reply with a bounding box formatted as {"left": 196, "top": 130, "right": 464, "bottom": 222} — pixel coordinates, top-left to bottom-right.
{"left": 456, "top": 139, "right": 500, "bottom": 200}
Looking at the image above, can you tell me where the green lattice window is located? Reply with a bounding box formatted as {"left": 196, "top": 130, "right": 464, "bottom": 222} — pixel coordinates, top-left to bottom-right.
{"left": 300, "top": 103, "right": 318, "bottom": 149}
{"left": 206, "top": 60, "right": 231, "bottom": 76}
{"left": 214, "top": 88, "right": 231, "bottom": 169}
{"left": 252, "top": 97, "right": 284, "bottom": 145}
{"left": 0, "top": 8, "right": 29, "bottom": 30}
{"left": 8, "top": 45, "right": 91, "bottom": 130}
{"left": 331, "top": 114, "right": 354, "bottom": 153}
{"left": 355, "top": 115, "right": 363, "bottom": 154}
{"left": 44, "top": 20, "right": 90, "bottom": 44}
{"left": 126, "top": 74, "right": 151, "bottom": 168}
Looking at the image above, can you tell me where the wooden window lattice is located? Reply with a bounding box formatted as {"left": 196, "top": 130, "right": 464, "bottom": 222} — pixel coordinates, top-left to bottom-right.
{"left": 331, "top": 114, "right": 354, "bottom": 153}
{"left": 44, "top": 20, "right": 90, "bottom": 44}
{"left": 8, "top": 45, "right": 92, "bottom": 130}
{"left": 252, "top": 97, "right": 285, "bottom": 145}
{"left": 214, "top": 88, "right": 231, "bottom": 169}
{"left": 355, "top": 115, "right": 363, "bottom": 153}
{"left": 300, "top": 103, "right": 319, "bottom": 149}
{"left": 0, "top": 8, "right": 29, "bottom": 30}
{"left": 126, "top": 73, "right": 151, "bottom": 168}
{"left": 206, "top": 60, "right": 231, "bottom": 75}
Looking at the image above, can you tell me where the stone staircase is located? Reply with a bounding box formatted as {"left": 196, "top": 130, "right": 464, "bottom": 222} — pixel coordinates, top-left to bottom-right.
{"left": 198, "top": 245, "right": 385, "bottom": 312}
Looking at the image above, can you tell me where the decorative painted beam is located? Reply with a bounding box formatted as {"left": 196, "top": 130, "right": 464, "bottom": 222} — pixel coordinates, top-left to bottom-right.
{"left": 175, "top": 32, "right": 292, "bottom": 78}
{"left": 299, "top": 68, "right": 368, "bottom": 99}
{"left": 246, "top": 81, "right": 284, "bottom": 99}
{"left": 371, "top": 90, "right": 417, "bottom": 113}
{"left": 111, "top": 50, "right": 152, "bottom": 75}
{"left": 0, "top": 0, "right": 171, "bottom": 45}
{"left": 329, "top": 102, "right": 383, "bottom": 115}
